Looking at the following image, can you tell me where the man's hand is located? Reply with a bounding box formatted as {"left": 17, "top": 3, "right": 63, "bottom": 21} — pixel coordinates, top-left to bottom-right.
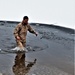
{"left": 16, "top": 36, "right": 21, "bottom": 40}
{"left": 34, "top": 32, "right": 38, "bottom": 36}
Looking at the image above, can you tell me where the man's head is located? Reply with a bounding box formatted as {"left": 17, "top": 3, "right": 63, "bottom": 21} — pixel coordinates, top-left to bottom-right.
{"left": 22, "top": 16, "right": 29, "bottom": 25}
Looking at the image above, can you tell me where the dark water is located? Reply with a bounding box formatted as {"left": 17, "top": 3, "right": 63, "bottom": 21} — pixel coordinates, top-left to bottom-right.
{"left": 0, "top": 21, "right": 74, "bottom": 75}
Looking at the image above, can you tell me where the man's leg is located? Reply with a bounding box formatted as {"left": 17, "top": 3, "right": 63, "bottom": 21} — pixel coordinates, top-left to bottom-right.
{"left": 16, "top": 40, "right": 27, "bottom": 51}
{"left": 21, "top": 42, "right": 28, "bottom": 51}
{"left": 21, "top": 42, "right": 26, "bottom": 47}
{"left": 16, "top": 40, "right": 20, "bottom": 47}
{"left": 16, "top": 40, "right": 24, "bottom": 49}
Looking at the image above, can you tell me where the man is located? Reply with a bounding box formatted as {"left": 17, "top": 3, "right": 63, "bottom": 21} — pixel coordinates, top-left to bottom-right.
{"left": 13, "top": 16, "right": 38, "bottom": 51}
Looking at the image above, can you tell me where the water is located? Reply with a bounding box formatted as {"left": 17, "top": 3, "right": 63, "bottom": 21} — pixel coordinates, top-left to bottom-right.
{"left": 0, "top": 21, "right": 74, "bottom": 75}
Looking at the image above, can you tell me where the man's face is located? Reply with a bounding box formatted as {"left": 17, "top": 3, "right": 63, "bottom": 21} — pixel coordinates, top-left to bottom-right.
{"left": 23, "top": 19, "right": 28, "bottom": 25}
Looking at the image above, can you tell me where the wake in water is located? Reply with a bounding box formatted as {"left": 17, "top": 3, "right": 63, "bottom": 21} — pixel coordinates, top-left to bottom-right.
{"left": 0, "top": 47, "right": 28, "bottom": 54}
{"left": 11, "top": 46, "right": 28, "bottom": 52}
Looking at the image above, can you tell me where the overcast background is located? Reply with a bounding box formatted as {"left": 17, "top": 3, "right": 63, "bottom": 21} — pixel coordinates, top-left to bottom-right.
{"left": 0, "top": 0, "right": 75, "bottom": 29}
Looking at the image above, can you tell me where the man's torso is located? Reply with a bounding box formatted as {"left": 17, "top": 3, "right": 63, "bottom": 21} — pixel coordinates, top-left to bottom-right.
{"left": 17, "top": 23, "right": 29, "bottom": 42}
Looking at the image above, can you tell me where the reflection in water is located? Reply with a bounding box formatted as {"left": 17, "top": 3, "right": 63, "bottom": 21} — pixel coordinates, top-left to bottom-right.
{"left": 12, "top": 53, "right": 37, "bottom": 75}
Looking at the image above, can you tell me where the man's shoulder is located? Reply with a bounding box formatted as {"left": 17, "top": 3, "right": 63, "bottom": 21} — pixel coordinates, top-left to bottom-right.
{"left": 17, "top": 23, "right": 22, "bottom": 27}
{"left": 17, "top": 23, "right": 22, "bottom": 26}
{"left": 27, "top": 24, "right": 31, "bottom": 27}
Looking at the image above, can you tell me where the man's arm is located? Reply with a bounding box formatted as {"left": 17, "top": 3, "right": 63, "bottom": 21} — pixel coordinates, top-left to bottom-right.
{"left": 28, "top": 25, "right": 38, "bottom": 36}
{"left": 13, "top": 24, "right": 21, "bottom": 38}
